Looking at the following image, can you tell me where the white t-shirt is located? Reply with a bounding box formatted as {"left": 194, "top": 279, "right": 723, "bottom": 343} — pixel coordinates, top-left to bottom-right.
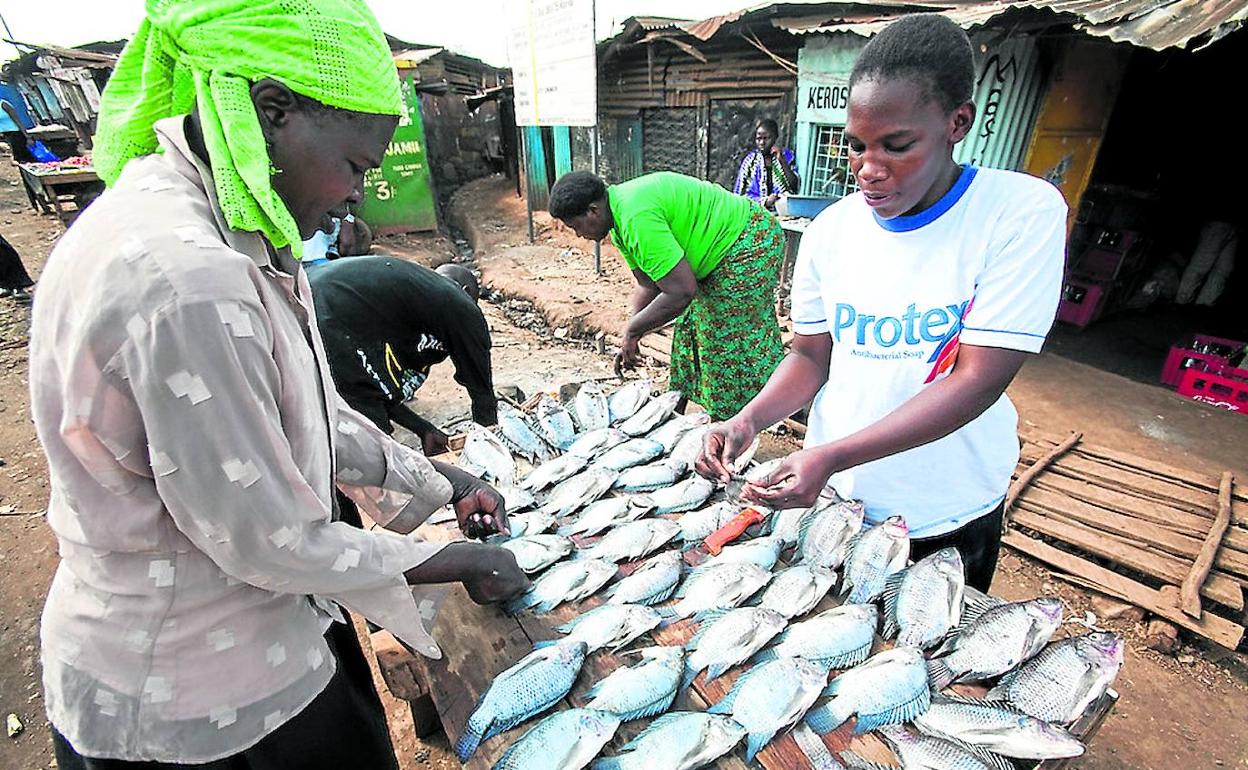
{"left": 790, "top": 166, "right": 1066, "bottom": 538}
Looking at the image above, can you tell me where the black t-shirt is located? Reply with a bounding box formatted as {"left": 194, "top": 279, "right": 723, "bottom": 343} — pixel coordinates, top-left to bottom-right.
{"left": 309, "top": 256, "right": 495, "bottom": 432}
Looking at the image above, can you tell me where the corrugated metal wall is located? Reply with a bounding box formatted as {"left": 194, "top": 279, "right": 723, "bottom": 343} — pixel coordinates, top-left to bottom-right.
{"left": 955, "top": 33, "right": 1048, "bottom": 171}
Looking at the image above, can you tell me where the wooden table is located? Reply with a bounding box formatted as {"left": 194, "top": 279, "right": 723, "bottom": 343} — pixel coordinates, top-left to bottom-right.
{"left": 17, "top": 162, "right": 102, "bottom": 225}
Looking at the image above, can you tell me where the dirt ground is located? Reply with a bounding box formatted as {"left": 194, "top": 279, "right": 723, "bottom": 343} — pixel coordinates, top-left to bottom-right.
{"left": 2, "top": 160, "right": 1247, "bottom": 770}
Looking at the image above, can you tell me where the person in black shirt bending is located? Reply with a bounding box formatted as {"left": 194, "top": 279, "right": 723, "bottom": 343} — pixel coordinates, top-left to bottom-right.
{"left": 310, "top": 257, "right": 496, "bottom": 455}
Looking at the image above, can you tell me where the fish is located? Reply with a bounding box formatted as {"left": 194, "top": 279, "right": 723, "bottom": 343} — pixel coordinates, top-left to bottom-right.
{"left": 646, "top": 411, "right": 711, "bottom": 454}
{"left": 594, "top": 438, "right": 665, "bottom": 473}
{"left": 707, "top": 535, "right": 782, "bottom": 571}
{"left": 632, "top": 476, "right": 716, "bottom": 515}
{"left": 501, "top": 534, "right": 574, "bottom": 574}
{"left": 804, "top": 647, "right": 930, "bottom": 736}
{"left": 882, "top": 546, "right": 965, "bottom": 650}
{"left": 591, "top": 711, "right": 747, "bottom": 770}
{"left": 493, "top": 708, "right": 620, "bottom": 770}
{"left": 574, "top": 380, "right": 611, "bottom": 432}
{"left": 520, "top": 453, "right": 588, "bottom": 492}
{"left": 497, "top": 485, "right": 538, "bottom": 513}
{"left": 668, "top": 424, "right": 712, "bottom": 471}
{"left": 567, "top": 428, "right": 631, "bottom": 459}
{"left": 507, "top": 558, "right": 619, "bottom": 614}
{"left": 619, "top": 390, "right": 683, "bottom": 436}
{"left": 765, "top": 505, "right": 817, "bottom": 550}
{"left": 756, "top": 603, "right": 878, "bottom": 670}
{"left": 986, "top": 631, "right": 1124, "bottom": 724}
{"left": 459, "top": 426, "right": 517, "bottom": 487}
{"left": 503, "top": 511, "right": 557, "bottom": 539}
{"left": 575, "top": 519, "right": 681, "bottom": 564}
{"left": 663, "top": 562, "right": 772, "bottom": 622}
{"left": 682, "top": 606, "right": 789, "bottom": 688}
{"left": 541, "top": 468, "right": 619, "bottom": 517}
{"left": 840, "top": 515, "right": 910, "bottom": 603}
{"left": 601, "top": 550, "right": 684, "bottom": 606}
{"left": 730, "top": 436, "right": 761, "bottom": 473}
{"left": 583, "top": 646, "right": 685, "bottom": 722}
{"left": 913, "top": 695, "right": 1086, "bottom": 760}
{"left": 608, "top": 378, "right": 653, "bottom": 425}
{"left": 556, "top": 497, "right": 652, "bottom": 538}
{"left": 535, "top": 394, "right": 578, "bottom": 451}
{"left": 539, "top": 604, "right": 663, "bottom": 654}
{"left": 926, "top": 597, "right": 1064, "bottom": 690}
{"left": 455, "top": 641, "right": 588, "bottom": 761}
{"left": 754, "top": 564, "right": 837, "bottom": 619}
{"left": 744, "top": 457, "right": 785, "bottom": 484}
{"left": 858, "top": 725, "right": 1015, "bottom": 770}
{"left": 674, "top": 502, "right": 740, "bottom": 544}
{"left": 497, "top": 402, "right": 557, "bottom": 464}
{"left": 614, "top": 458, "right": 687, "bottom": 493}
{"left": 796, "top": 499, "right": 865, "bottom": 569}
{"left": 707, "top": 657, "right": 828, "bottom": 762}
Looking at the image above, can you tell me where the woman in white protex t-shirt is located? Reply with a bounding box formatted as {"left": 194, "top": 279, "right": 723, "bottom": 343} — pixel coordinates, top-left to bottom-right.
{"left": 696, "top": 13, "right": 1066, "bottom": 591}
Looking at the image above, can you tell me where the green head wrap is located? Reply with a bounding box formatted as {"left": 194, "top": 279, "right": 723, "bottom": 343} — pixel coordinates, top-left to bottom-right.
{"left": 93, "top": 0, "right": 402, "bottom": 254}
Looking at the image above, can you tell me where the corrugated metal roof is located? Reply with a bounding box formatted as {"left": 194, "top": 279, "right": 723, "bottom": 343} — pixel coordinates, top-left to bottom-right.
{"left": 634, "top": 16, "right": 693, "bottom": 30}
{"left": 768, "top": 0, "right": 1248, "bottom": 49}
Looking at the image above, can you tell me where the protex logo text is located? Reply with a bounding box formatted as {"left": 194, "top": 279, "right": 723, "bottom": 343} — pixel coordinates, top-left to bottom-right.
{"left": 832, "top": 301, "right": 969, "bottom": 347}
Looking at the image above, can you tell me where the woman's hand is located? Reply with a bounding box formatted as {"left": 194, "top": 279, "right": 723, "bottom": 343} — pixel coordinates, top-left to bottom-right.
{"left": 614, "top": 333, "right": 643, "bottom": 376}
{"left": 432, "top": 461, "right": 510, "bottom": 539}
{"left": 695, "top": 416, "right": 759, "bottom": 483}
{"left": 740, "top": 446, "right": 838, "bottom": 509}
{"left": 462, "top": 546, "right": 530, "bottom": 605}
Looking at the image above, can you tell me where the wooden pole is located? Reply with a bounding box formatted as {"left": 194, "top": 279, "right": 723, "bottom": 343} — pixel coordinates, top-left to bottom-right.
{"left": 1179, "top": 471, "right": 1235, "bottom": 618}
{"left": 1005, "top": 431, "right": 1081, "bottom": 522}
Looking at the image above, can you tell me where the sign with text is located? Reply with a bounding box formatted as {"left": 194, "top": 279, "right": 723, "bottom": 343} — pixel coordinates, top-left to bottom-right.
{"left": 797, "top": 77, "right": 851, "bottom": 126}
{"left": 356, "top": 72, "right": 437, "bottom": 233}
{"left": 507, "top": 0, "right": 597, "bottom": 126}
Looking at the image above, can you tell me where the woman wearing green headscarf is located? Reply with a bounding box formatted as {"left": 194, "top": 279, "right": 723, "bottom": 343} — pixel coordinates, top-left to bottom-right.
{"left": 28, "top": 2, "right": 529, "bottom": 767}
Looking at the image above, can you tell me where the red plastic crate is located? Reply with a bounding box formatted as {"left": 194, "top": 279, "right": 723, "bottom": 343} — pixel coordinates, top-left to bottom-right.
{"left": 1056, "top": 279, "right": 1107, "bottom": 328}
{"left": 1177, "top": 368, "right": 1248, "bottom": 413}
{"left": 1160, "top": 334, "right": 1247, "bottom": 388}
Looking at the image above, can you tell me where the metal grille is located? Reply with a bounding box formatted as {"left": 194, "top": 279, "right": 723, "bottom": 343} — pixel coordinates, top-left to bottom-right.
{"left": 642, "top": 107, "right": 700, "bottom": 177}
{"left": 808, "top": 124, "right": 860, "bottom": 199}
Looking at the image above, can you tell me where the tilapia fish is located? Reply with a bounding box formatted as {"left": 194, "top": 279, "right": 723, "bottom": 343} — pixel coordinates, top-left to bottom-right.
{"left": 575, "top": 519, "right": 681, "bottom": 564}
{"left": 632, "top": 475, "right": 715, "bottom": 515}
{"left": 567, "top": 427, "right": 630, "bottom": 459}
{"left": 557, "top": 497, "right": 651, "bottom": 538}
{"left": 503, "top": 511, "right": 557, "bottom": 539}
{"left": 757, "top": 603, "right": 877, "bottom": 670}
{"left": 765, "top": 501, "right": 822, "bottom": 550}
{"left": 594, "top": 438, "right": 665, "bottom": 473}
{"left": 459, "top": 426, "right": 517, "bottom": 487}
{"left": 614, "top": 458, "right": 688, "bottom": 493}
{"left": 927, "top": 596, "right": 1064, "bottom": 690}
{"left": 520, "top": 453, "right": 588, "bottom": 492}
{"left": 867, "top": 725, "right": 1015, "bottom": 770}
{"left": 542, "top": 468, "right": 618, "bottom": 517}
{"left": 535, "top": 393, "right": 578, "bottom": 451}
{"left": 497, "top": 485, "right": 537, "bottom": 513}
{"left": 542, "top": 603, "right": 663, "bottom": 653}
{"left": 708, "top": 536, "right": 782, "bottom": 571}
{"left": 608, "top": 378, "right": 653, "bottom": 425}
{"left": 882, "top": 546, "right": 965, "bottom": 650}
{"left": 583, "top": 646, "right": 685, "bottom": 722}
{"left": 619, "top": 390, "right": 682, "bottom": 436}
{"left": 796, "top": 499, "right": 865, "bottom": 569}
{"left": 674, "top": 502, "right": 739, "bottom": 544}
{"left": 707, "top": 657, "right": 828, "bottom": 763}
{"left": 497, "top": 402, "right": 557, "bottom": 464}
{"left": 913, "top": 695, "right": 1085, "bottom": 760}
{"left": 501, "top": 534, "right": 574, "bottom": 574}
{"left": 602, "top": 550, "right": 683, "bottom": 606}
{"left": 592, "top": 711, "right": 746, "bottom": 770}
{"left": 507, "top": 558, "right": 618, "bottom": 614}
{"left": 574, "top": 380, "right": 611, "bottom": 432}
{"left": 987, "top": 631, "right": 1123, "bottom": 724}
{"left": 745, "top": 457, "right": 785, "bottom": 485}
{"left": 455, "top": 641, "right": 588, "bottom": 761}
{"left": 668, "top": 424, "right": 712, "bottom": 470}
{"left": 664, "top": 561, "right": 772, "bottom": 621}
{"left": 682, "top": 606, "right": 788, "bottom": 688}
{"left": 494, "top": 708, "right": 620, "bottom": 770}
{"left": 841, "top": 515, "right": 910, "bottom": 603}
{"left": 646, "top": 411, "right": 711, "bottom": 454}
{"left": 755, "top": 564, "right": 837, "bottom": 619}
{"left": 804, "top": 647, "right": 930, "bottom": 736}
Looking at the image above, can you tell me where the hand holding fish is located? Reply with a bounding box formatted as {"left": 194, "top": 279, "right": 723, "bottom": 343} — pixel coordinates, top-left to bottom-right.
{"left": 741, "top": 447, "right": 836, "bottom": 509}
{"left": 614, "top": 333, "right": 643, "bottom": 376}
{"left": 435, "top": 460, "right": 511, "bottom": 539}
{"left": 695, "top": 417, "right": 758, "bottom": 483}
{"left": 463, "top": 547, "right": 532, "bottom": 605}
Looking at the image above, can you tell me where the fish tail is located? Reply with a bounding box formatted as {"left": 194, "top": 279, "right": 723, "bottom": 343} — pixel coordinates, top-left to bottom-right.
{"left": 453, "top": 717, "right": 487, "bottom": 762}
{"left": 679, "top": 663, "right": 700, "bottom": 691}
{"left": 751, "top": 647, "right": 779, "bottom": 665}
{"left": 926, "top": 657, "right": 956, "bottom": 691}
{"left": 804, "top": 700, "right": 852, "bottom": 736}
{"left": 744, "top": 730, "right": 779, "bottom": 763}
{"left": 655, "top": 607, "right": 683, "bottom": 629}
{"left": 504, "top": 593, "right": 534, "bottom": 616}
{"left": 704, "top": 661, "right": 733, "bottom": 684}
{"left": 532, "top": 639, "right": 559, "bottom": 650}
{"left": 591, "top": 758, "right": 625, "bottom": 770}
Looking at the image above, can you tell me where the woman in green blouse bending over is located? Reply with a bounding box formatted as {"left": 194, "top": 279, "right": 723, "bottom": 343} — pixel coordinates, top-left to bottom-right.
{"left": 549, "top": 170, "right": 785, "bottom": 420}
